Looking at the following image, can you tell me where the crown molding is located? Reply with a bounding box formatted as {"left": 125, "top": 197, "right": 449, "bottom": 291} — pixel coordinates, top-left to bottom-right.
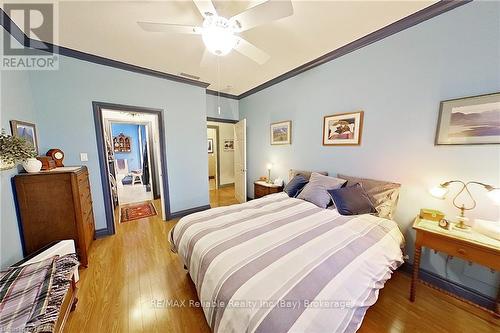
{"left": 0, "top": 9, "right": 210, "bottom": 89}
{"left": 1, "top": 1, "right": 471, "bottom": 98}
{"left": 238, "top": 0, "right": 472, "bottom": 99}
{"left": 206, "top": 89, "right": 239, "bottom": 100}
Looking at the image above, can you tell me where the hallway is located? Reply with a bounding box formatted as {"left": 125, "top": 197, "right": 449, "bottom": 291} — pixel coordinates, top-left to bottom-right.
{"left": 209, "top": 184, "right": 239, "bottom": 208}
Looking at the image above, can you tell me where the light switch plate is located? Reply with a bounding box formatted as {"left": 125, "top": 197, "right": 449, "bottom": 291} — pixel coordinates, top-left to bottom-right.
{"left": 80, "top": 153, "right": 88, "bottom": 162}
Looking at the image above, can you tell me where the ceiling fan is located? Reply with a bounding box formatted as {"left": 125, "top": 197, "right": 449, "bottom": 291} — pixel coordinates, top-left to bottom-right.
{"left": 137, "top": 0, "right": 294, "bottom": 65}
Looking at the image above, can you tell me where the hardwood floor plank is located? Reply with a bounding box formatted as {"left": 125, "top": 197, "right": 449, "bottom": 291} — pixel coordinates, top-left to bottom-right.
{"left": 66, "top": 187, "right": 499, "bottom": 332}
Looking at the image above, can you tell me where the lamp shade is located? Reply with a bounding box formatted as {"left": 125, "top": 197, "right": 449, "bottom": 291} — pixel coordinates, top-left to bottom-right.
{"left": 429, "top": 185, "right": 448, "bottom": 199}
{"left": 487, "top": 188, "right": 500, "bottom": 206}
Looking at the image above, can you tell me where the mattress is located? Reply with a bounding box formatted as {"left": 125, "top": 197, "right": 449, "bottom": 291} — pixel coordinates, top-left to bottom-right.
{"left": 170, "top": 192, "right": 404, "bottom": 333}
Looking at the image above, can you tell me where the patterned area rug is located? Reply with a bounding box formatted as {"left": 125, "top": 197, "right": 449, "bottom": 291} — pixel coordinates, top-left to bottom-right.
{"left": 120, "top": 202, "right": 157, "bottom": 223}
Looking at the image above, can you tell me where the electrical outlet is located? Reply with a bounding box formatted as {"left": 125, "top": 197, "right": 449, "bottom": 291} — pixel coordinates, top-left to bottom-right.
{"left": 80, "top": 153, "right": 88, "bottom": 162}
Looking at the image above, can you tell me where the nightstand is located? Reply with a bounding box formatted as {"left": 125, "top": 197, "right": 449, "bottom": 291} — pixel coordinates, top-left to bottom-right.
{"left": 410, "top": 216, "right": 500, "bottom": 316}
{"left": 254, "top": 180, "right": 283, "bottom": 199}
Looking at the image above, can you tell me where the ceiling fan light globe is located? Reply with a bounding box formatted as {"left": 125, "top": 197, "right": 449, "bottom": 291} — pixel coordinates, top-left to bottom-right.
{"left": 202, "top": 15, "right": 237, "bottom": 56}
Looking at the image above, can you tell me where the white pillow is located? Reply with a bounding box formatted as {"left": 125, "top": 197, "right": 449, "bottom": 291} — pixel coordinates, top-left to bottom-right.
{"left": 296, "top": 172, "right": 346, "bottom": 208}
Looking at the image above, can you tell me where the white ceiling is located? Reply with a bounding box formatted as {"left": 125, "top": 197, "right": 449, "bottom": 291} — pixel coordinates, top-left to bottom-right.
{"left": 6, "top": 0, "right": 436, "bottom": 95}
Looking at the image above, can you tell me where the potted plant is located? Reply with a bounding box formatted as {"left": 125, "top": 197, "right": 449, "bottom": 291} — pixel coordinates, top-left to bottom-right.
{"left": 0, "top": 129, "right": 40, "bottom": 172}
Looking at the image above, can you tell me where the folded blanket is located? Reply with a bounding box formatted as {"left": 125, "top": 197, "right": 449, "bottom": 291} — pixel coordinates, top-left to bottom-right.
{"left": 0, "top": 254, "right": 79, "bottom": 333}
{"left": 26, "top": 254, "right": 79, "bottom": 333}
{"left": 0, "top": 257, "right": 56, "bottom": 332}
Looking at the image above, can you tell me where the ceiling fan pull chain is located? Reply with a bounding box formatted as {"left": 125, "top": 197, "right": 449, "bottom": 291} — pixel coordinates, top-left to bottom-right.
{"left": 217, "top": 57, "right": 221, "bottom": 115}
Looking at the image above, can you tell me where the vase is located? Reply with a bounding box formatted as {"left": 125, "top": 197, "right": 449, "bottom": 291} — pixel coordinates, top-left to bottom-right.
{"left": 22, "top": 158, "right": 42, "bottom": 173}
{"left": 0, "top": 158, "right": 15, "bottom": 171}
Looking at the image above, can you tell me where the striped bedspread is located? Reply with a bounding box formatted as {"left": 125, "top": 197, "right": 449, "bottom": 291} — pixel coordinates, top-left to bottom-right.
{"left": 170, "top": 193, "right": 404, "bottom": 333}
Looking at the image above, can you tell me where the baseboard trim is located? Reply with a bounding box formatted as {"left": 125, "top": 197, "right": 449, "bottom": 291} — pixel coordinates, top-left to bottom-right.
{"left": 399, "top": 263, "right": 496, "bottom": 310}
{"left": 94, "top": 228, "right": 111, "bottom": 238}
{"left": 219, "top": 183, "right": 234, "bottom": 188}
{"left": 170, "top": 205, "right": 211, "bottom": 219}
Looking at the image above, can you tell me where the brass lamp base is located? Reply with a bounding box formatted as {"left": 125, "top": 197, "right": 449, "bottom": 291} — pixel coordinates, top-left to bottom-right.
{"left": 453, "top": 215, "right": 471, "bottom": 232}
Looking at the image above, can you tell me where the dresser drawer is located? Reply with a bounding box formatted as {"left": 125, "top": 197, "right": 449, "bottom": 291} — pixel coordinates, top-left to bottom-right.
{"left": 254, "top": 185, "right": 268, "bottom": 198}
{"left": 254, "top": 182, "right": 284, "bottom": 199}
{"left": 422, "top": 232, "right": 500, "bottom": 270}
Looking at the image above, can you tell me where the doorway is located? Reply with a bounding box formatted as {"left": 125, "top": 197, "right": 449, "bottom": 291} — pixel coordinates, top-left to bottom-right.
{"left": 109, "top": 122, "right": 154, "bottom": 205}
{"left": 206, "top": 117, "right": 246, "bottom": 207}
{"left": 93, "top": 102, "right": 170, "bottom": 235}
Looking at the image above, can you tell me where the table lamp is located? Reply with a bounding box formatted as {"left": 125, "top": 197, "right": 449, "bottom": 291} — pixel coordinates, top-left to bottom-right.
{"left": 266, "top": 163, "right": 273, "bottom": 184}
{"left": 429, "top": 180, "right": 500, "bottom": 230}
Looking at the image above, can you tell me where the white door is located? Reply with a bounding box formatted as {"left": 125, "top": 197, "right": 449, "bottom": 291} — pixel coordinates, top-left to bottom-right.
{"left": 151, "top": 115, "right": 166, "bottom": 220}
{"left": 234, "top": 119, "right": 247, "bottom": 203}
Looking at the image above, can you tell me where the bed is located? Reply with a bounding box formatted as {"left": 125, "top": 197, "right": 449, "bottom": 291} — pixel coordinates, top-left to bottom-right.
{"left": 169, "top": 187, "right": 404, "bottom": 333}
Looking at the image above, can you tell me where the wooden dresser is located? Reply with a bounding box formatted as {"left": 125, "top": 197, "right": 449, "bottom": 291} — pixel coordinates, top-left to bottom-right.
{"left": 14, "top": 166, "right": 95, "bottom": 266}
{"left": 254, "top": 180, "right": 284, "bottom": 199}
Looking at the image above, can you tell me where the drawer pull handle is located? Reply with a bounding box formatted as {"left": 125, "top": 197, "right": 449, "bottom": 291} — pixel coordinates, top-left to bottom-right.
{"left": 457, "top": 249, "right": 466, "bottom": 255}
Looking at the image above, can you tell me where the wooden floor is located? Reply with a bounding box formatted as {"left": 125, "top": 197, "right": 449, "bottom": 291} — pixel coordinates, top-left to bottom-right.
{"left": 66, "top": 187, "right": 499, "bottom": 333}
{"left": 209, "top": 184, "right": 239, "bottom": 208}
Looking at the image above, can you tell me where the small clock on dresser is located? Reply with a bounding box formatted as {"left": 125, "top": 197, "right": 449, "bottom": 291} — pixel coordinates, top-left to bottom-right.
{"left": 46, "top": 148, "right": 65, "bottom": 167}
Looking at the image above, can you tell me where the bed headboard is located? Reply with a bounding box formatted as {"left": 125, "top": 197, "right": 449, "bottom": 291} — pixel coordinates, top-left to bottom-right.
{"left": 288, "top": 169, "right": 328, "bottom": 181}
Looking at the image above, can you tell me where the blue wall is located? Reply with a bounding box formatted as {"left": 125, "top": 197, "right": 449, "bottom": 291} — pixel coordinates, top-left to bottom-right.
{"left": 0, "top": 59, "right": 36, "bottom": 266}
{"left": 29, "top": 56, "right": 210, "bottom": 226}
{"left": 111, "top": 123, "right": 142, "bottom": 171}
{"left": 206, "top": 93, "right": 239, "bottom": 120}
{"left": 0, "top": 31, "right": 210, "bottom": 267}
{"left": 240, "top": 2, "right": 500, "bottom": 298}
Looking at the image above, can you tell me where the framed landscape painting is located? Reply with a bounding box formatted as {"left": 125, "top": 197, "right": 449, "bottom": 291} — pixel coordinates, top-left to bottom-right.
{"left": 10, "top": 120, "right": 39, "bottom": 153}
{"left": 435, "top": 92, "right": 500, "bottom": 145}
{"left": 323, "top": 111, "right": 363, "bottom": 146}
{"left": 270, "top": 121, "right": 291, "bottom": 145}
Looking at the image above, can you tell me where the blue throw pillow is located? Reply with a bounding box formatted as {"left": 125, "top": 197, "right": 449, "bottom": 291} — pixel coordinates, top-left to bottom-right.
{"left": 328, "top": 183, "right": 377, "bottom": 215}
{"left": 284, "top": 175, "right": 308, "bottom": 198}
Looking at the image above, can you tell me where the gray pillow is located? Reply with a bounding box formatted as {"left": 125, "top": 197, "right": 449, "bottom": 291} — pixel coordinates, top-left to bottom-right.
{"left": 337, "top": 174, "right": 401, "bottom": 219}
{"left": 284, "top": 175, "right": 308, "bottom": 198}
{"left": 288, "top": 169, "right": 328, "bottom": 181}
{"left": 297, "top": 172, "right": 346, "bottom": 208}
{"left": 328, "top": 183, "right": 377, "bottom": 215}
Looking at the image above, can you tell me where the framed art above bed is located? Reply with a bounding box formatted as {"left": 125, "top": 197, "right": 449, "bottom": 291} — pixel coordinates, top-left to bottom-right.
{"left": 270, "top": 120, "right": 292, "bottom": 145}
{"left": 323, "top": 111, "right": 364, "bottom": 146}
{"left": 435, "top": 92, "right": 500, "bottom": 145}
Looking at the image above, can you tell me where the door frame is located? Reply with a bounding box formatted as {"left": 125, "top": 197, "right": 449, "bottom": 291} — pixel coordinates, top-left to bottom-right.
{"left": 233, "top": 118, "right": 247, "bottom": 203}
{"left": 92, "top": 101, "right": 171, "bottom": 236}
{"left": 207, "top": 117, "right": 238, "bottom": 124}
{"left": 207, "top": 125, "right": 220, "bottom": 188}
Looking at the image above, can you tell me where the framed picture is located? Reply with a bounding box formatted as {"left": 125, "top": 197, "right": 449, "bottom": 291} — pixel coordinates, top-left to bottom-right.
{"left": 435, "top": 92, "right": 500, "bottom": 145}
{"left": 270, "top": 121, "right": 291, "bottom": 145}
{"left": 10, "top": 120, "right": 39, "bottom": 153}
{"left": 207, "top": 138, "right": 214, "bottom": 153}
{"left": 323, "top": 111, "right": 363, "bottom": 146}
{"left": 223, "top": 139, "right": 234, "bottom": 151}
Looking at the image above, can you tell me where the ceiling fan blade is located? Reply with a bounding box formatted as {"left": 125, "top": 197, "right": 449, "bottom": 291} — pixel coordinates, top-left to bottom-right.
{"left": 230, "top": 0, "right": 293, "bottom": 32}
{"left": 234, "top": 37, "right": 270, "bottom": 65}
{"left": 193, "top": 0, "right": 218, "bottom": 18}
{"left": 137, "top": 21, "right": 201, "bottom": 34}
